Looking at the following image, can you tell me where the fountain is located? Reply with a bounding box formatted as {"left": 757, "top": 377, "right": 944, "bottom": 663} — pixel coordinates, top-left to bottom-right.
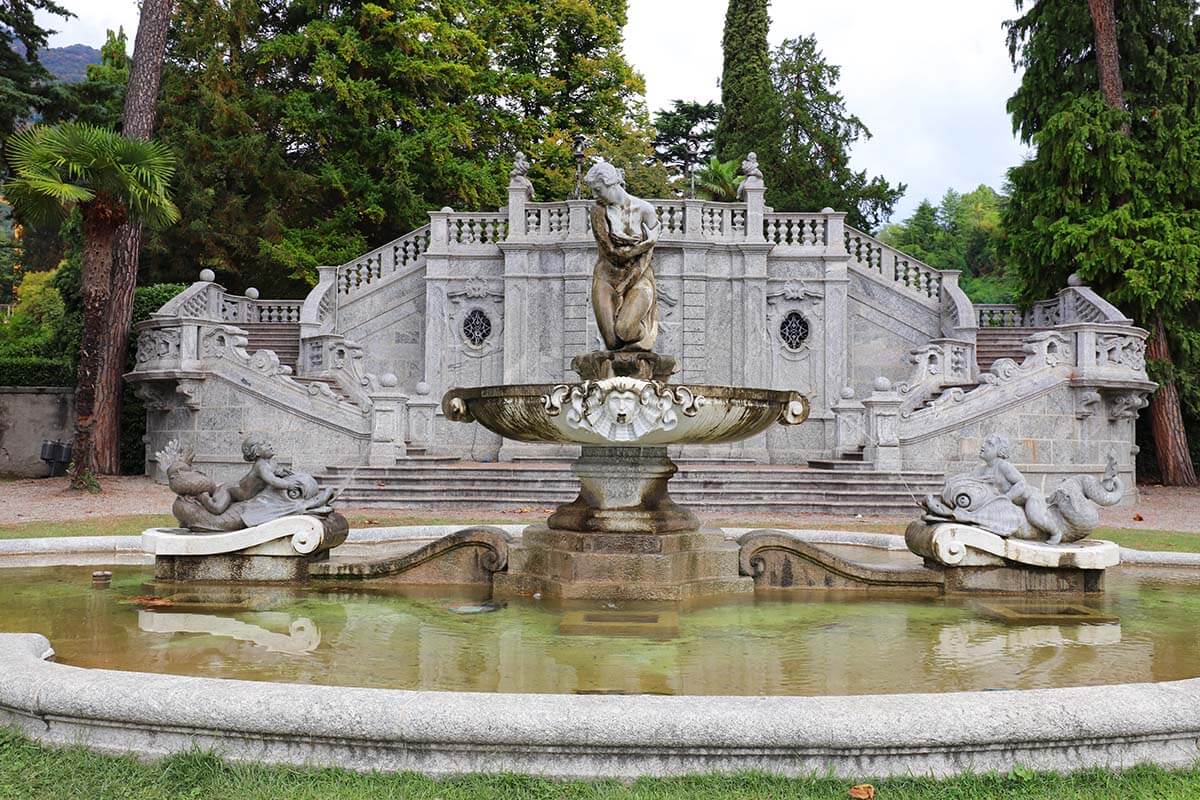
{"left": 441, "top": 159, "right": 808, "bottom": 600}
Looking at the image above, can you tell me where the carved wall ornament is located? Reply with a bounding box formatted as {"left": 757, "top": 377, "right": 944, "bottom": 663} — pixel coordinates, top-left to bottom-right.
{"left": 1075, "top": 389, "right": 1102, "bottom": 420}
{"left": 1097, "top": 334, "right": 1146, "bottom": 371}
{"left": 1108, "top": 391, "right": 1150, "bottom": 421}
{"left": 543, "top": 377, "right": 704, "bottom": 442}
{"left": 447, "top": 281, "right": 504, "bottom": 356}
{"left": 766, "top": 283, "right": 823, "bottom": 362}
{"left": 136, "top": 328, "right": 181, "bottom": 364}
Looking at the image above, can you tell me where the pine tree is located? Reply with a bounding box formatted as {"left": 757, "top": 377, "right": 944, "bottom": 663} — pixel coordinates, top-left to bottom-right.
{"left": 1003, "top": 0, "right": 1200, "bottom": 484}
{"left": 714, "top": 0, "right": 778, "bottom": 165}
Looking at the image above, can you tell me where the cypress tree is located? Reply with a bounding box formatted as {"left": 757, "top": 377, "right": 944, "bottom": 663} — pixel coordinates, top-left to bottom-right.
{"left": 714, "top": 0, "right": 779, "bottom": 164}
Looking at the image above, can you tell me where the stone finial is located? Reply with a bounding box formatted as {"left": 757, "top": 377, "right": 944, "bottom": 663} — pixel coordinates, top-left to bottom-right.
{"left": 1067, "top": 272, "right": 1083, "bottom": 287}
{"left": 741, "top": 151, "right": 763, "bottom": 179}
{"left": 199, "top": 268, "right": 216, "bottom": 282}
{"left": 840, "top": 386, "right": 855, "bottom": 400}
{"left": 510, "top": 151, "right": 530, "bottom": 179}
{"left": 871, "top": 376, "right": 892, "bottom": 393}
{"left": 245, "top": 287, "right": 260, "bottom": 300}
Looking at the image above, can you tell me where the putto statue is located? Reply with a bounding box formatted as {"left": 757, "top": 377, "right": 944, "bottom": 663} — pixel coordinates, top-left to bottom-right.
{"left": 158, "top": 435, "right": 337, "bottom": 532}
{"left": 920, "top": 433, "right": 1123, "bottom": 544}
{"left": 586, "top": 160, "right": 661, "bottom": 352}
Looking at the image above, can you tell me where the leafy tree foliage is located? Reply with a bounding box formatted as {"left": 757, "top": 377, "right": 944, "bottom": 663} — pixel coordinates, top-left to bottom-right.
{"left": 140, "top": 0, "right": 663, "bottom": 294}
{"left": 1003, "top": 0, "right": 1200, "bottom": 481}
{"left": 714, "top": 0, "right": 778, "bottom": 166}
{"left": 653, "top": 100, "right": 721, "bottom": 187}
{"left": 880, "top": 185, "right": 1014, "bottom": 302}
{"left": 0, "top": 0, "right": 71, "bottom": 137}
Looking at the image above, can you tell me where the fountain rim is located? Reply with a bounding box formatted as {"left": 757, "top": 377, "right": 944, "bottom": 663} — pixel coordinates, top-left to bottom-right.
{"left": 3, "top": 625, "right": 1200, "bottom": 779}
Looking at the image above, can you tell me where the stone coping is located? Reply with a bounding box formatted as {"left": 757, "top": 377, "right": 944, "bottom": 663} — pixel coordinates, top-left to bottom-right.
{"left": 1, "top": 525, "right": 1198, "bottom": 568}
{"left": 2, "top": 631, "right": 1200, "bottom": 778}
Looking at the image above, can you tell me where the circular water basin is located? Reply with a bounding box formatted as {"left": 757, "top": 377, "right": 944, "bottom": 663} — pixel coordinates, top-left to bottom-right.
{"left": 3, "top": 564, "right": 1198, "bottom": 696}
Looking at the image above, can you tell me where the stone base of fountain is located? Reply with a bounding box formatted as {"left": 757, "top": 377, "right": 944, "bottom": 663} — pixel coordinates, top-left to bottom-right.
{"left": 495, "top": 525, "right": 752, "bottom": 601}
{"left": 494, "top": 445, "right": 753, "bottom": 601}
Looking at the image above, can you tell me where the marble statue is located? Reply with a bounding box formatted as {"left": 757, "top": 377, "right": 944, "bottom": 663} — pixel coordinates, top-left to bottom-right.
{"left": 921, "top": 434, "right": 1123, "bottom": 544}
{"left": 158, "top": 436, "right": 337, "bottom": 532}
{"left": 586, "top": 160, "right": 661, "bottom": 352}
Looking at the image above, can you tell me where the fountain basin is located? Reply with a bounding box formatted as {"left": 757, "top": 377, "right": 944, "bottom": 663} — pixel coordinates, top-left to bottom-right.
{"left": 442, "top": 378, "right": 808, "bottom": 446}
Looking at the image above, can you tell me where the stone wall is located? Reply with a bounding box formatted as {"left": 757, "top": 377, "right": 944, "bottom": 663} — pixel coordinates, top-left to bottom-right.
{"left": 0, "top": 387, "right": 73, "bottom": 477}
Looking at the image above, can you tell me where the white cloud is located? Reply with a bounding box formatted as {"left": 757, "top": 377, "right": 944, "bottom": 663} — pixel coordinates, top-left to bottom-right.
{"left": 36, "top": 0, "right": 140, "bottom": 53}
{"left": 626, "top": 0, "right": 1030, "bottom": 221}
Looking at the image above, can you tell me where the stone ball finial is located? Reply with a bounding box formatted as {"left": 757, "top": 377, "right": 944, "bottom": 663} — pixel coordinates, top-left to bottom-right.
{"left": 440, "top": 206, "right": 453, "bottom": 213}
{"left": 872, "top": 376, "right": 892, "bottom": 392}
{"left": 199, "top": 268, "right": 216, "bottom": 282}
{"left": 821, "top": 207, "right": 835, "bottom": 214}
{"left": 379, "top": 373, "right": 399, "bottom": 387}
{"left": 1067, "top": 272, "right": 1083, "bottom": 287}
{"left": 415, "top": 380, "right": 430, "bottom": 396}
{"left": 245, "top": 287, "right": 260, "bottom": 300}
{"left": 840, "top": 386, "right": 855, "bottom": 399}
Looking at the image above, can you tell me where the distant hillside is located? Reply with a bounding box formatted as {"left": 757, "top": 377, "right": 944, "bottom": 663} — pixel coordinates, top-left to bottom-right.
{"left": 36, "top": 43, "right": 101, "bottom": 83}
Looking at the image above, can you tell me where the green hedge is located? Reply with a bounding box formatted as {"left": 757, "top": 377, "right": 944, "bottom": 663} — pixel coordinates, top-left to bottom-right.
{"left": 0, "top": 356, "right": 74, "bottom": 387}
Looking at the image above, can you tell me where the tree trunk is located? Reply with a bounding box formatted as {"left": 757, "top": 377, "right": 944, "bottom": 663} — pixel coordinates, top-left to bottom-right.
{"left": 1147, "top": 317, "right": 1198, "bottom": 486}
{"left": 1088, "top": 0, "right": 1125, "bottom": 111}
{"left": 1086, "top": 1, "right": 1192, "bottom": 482}
{"left": 71, "top": 205, "right": 123, "bottom": 484}
{"left": 91, "top": 0, "right": 175, "bottom": 475}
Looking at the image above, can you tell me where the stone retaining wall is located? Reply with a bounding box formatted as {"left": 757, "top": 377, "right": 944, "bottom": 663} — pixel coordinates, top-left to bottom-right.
{"left": 0, "top": 386, "right": 72, "bottom": 477}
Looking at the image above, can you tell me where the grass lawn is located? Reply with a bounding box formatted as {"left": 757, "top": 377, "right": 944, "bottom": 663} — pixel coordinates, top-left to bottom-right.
{"left": 1, "top": 730, "right": 1199, "bottom": 800}
{"left": 1, "top": 514, "right": 1198, "bottom": 554}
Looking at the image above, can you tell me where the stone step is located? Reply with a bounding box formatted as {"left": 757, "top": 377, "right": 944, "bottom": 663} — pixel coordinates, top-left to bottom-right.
{"left": 323, "top": 476, "right": 943, "bottom": 491}
{"left": 319, "top": 463, "right": 945, "bottom": 479}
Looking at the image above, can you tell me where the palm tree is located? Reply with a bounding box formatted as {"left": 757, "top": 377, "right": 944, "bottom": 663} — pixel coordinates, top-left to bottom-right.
{"left": 694, "top": 156, "right": 743, "bottom": 202}
{"left": 3, "top": 122, "right": 178, "bottom": 483}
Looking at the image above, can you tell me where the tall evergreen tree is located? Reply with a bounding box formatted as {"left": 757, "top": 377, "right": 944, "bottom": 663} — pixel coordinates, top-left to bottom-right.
{"left": 652, "top": 100, "right": 720, "bottom": 188}
{"left": 714, "top": 0, "right": 778, "bottom": 165}
{"left": 768, "top": 35, "right": 903, "bottom": 229}
{"left": 1003, "top": 0, "right": 1200, "bottom": 484}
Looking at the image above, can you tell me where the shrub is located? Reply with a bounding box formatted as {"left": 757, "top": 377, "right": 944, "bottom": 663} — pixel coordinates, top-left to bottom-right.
{"left": 0, "top": 356, "right": 74, "bottom": 386}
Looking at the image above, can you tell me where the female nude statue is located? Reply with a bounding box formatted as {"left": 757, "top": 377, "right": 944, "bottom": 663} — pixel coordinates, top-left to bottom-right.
{"left": 585, "top": 160, "right": 660, "bottom": 351}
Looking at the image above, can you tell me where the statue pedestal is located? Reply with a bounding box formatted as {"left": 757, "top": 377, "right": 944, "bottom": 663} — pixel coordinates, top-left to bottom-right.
{"left": 143, "top": 513, "right": 349, "bottom": 583}
{"left": 494, "top": 446, "right": 752, "bottom": 601}
{"left": 905, "top": 521, "right": 1119, "bottom": 594}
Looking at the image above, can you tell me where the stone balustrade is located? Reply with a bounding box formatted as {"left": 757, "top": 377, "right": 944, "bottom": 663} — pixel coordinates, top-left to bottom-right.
{"left": 975, "top": 283, "right": 1132, "bottom": 329}
{"left": 337, "top": 225, "right": 431, "bottom": 299}
{"left": 844, "top": 226, "right": 943, "bottom": 301}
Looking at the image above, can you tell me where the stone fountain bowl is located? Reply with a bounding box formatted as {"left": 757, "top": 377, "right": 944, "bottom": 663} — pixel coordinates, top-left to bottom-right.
{"left": 442, "top": 377, "right": 809, "bottom": 446}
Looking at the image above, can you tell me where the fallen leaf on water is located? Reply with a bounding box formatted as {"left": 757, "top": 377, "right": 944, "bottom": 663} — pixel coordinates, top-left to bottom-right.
{"left": 1133, "top": 513, "right": 1144, "bottom": 521}
{"left": 849, "top": 785, "right": 876, "bottom": 800}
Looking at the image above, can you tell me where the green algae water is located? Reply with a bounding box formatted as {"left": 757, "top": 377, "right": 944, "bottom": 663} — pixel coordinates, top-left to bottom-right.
{"left": 3, "top": 565, "right": 1199, "bottom": 695}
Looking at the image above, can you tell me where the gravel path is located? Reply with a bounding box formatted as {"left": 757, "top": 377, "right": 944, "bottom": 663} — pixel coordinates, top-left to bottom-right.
{"left": 1, "top": 475, "right": 1197, "bottom": 532}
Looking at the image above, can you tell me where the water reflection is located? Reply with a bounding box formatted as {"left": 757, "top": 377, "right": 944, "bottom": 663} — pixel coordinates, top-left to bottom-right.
{"left": 139, "top": 611, "right": 321, "bottom": 654}
{"left": 0, "top": 566, "right": 1197, "bottom": 695}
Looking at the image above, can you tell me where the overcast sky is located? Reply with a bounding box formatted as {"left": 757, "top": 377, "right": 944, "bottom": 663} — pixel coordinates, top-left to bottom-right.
{"left": 39, "top": 0, "right": 1030, "bottom": 222}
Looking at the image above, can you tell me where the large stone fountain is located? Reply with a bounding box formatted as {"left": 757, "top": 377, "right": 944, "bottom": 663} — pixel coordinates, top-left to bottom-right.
{"left": 443, "top": 159, "right": 808, "bottom": 600}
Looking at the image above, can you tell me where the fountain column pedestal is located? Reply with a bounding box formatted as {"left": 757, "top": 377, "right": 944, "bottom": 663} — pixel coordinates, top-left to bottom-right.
{"left": 493, "top": 446, "right": 754, "bottom": 601}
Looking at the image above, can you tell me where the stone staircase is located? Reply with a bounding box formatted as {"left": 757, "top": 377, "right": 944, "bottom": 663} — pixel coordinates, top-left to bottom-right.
{"left": 976, "top": 327, "right": 1040, "bottom": 372}
{"left": 242, "top": 322, "right": 301, "bottom": 369}
{"left": 318, "top": 460, "right": 943, "bottom": 516}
